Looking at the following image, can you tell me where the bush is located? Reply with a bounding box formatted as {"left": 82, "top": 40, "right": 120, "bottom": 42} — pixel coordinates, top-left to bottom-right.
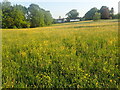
{"left": 93, "top": 12, "right": 101, "bottom": 21}
{"left": 13, "top": 26, "right": 17, "bottom": 29}
{"left": 22, "top": 21, "right": 30, "bottom": 28}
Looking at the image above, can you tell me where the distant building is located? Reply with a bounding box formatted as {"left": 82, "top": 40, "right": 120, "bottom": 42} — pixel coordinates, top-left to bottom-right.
{"left": 70, "top": 19, "right": 80, "bottom": 22}
{"left": 69, "top": 17, "right": 80, "bottom": 22}
{"left": 54, "top": 17, "right": 81, "bottom": 23}
{"left": 55, "top": 18, "right": 67, "bottom": 23}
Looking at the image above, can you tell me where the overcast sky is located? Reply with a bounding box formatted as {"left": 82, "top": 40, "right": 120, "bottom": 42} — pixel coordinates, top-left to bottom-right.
{"left": 0, "top": 0, "right": 119, "bottom": 19}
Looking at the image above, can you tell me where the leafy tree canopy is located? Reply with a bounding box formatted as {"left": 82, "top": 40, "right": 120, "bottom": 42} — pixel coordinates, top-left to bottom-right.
{"left": 84, "top": 7, "right": 98, "bottom": 20}
{"left": 66, "top": 9, "right": 79, "bottom": 19}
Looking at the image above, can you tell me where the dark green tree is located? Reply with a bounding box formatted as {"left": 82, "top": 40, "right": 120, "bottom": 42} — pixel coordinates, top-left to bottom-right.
{"left": 28, "top": 4, "right": 44, "bottom": 27}
{"left": 110, "top": 7, "right": 114, "bottom": 19}
{"left": 44, "top": 11, "right": 53, "bottom": 26}
{"left": 0, "top": 3, "right": 2, "bottom": 28}
{"left": 66, "top": 9, "right": 79, "bottom": 20}
{"left": 84, "top": 7, "right": 98, "bottom": 20}
{"left": 1, "top": 0, "right": 53, "bottom": 29}
{"left": 14, "top": 4, "right": 28, "bottom": 18}
{"left": 12, "top": 5, "right": 30, "bottom": 28}
{"left": 100, "top": 6, "right": 110, "bottom": 19}
{"left": 2, "top": 0, "right": 14, "bottom": 28}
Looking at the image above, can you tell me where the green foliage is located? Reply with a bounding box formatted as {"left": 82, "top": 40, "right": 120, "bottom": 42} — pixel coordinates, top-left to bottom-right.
{"left": 84, "top": 7, "right": 98, "bottom": 20}
{"left": 80, "top": 18, "right": 85, "bottom": 21}
{"left": 44, "top": 11, "right": 53, "bottom": 26}
{"left": 66, "top": 9, "right": 79, "bottom": 19}
{"left": 14, "top": 4, "right": 28, "bottom": 15}
{"left": 113, "top": 13, "right": 120, "bottom": 19}
{"left": 93, "top": 12, "right": 101, "bottom": 21}
{"left": 84, "top": 6, "right": 114, "bottom": 20}
{"left": 118, "top": 14, "right": 120, "bottom": 19}
{"left": 28, "top": 4, "right": 44, "bottom": 27}
{"left": 109, "top": 7, "right": 114, "bottom": 19}
{"left": 1, "top": 1, "right": 53, "bottom": 29}
{"left": 2, "top": 0, "right": 11, "bottom": 8}
{"left": 12, "top": 6, "right": 28, "bottom": 28}
{"left": 2, "top": 1, "right": 14, "bottom": 28}
{"left": 0, "top": 3, "right": 2, "bottom": 28}
{"left": 2, "top": 20, "right": 119, "bottom": 88}
{"left": 100, "top": 6, "right": 110, "bottom": 19}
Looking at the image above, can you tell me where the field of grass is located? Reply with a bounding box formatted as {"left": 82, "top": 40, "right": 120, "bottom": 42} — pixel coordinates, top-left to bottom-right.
{"left": 2, "top": 20, "right": 119, "bottom": 88}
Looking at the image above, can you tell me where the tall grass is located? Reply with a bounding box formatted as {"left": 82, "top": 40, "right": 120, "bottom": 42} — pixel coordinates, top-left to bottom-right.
{"left": 2, "top": 20, "right": 119, "bottom": 88}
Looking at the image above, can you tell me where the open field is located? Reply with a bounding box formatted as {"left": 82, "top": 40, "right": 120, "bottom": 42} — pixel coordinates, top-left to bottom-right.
{"left": 2, "top": 20, "right": 119, "bottom": 88}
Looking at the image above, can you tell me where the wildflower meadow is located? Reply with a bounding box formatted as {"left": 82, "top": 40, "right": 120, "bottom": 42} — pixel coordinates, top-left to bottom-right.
{"left": 2, "top": 20, "right": 119, "bottom": 88}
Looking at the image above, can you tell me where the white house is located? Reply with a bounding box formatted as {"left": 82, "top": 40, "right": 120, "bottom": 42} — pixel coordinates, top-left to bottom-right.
{"left": 55, "top": 18, "right": 66, "bottom": 23}
{"left": 70, "top": 19, "right": 80, "bottom": 22}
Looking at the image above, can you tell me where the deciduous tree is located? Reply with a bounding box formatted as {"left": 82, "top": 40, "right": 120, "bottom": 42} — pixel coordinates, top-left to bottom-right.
{"left": 66, "top": 9, "right": 79, "bottom": 19}
{"left": 28, "top": 4, "right": 45, "bottom": 27}
{"left": 100, "top": 6, "right": 110, "bottom": 19}
{"left": 84, "top": 7, "right": 98, "bottom": 20}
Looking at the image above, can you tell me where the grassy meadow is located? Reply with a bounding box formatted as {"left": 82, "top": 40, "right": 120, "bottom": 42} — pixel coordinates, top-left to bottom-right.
{"left": 2, "top": 20, "right": 119, "bottom": 88}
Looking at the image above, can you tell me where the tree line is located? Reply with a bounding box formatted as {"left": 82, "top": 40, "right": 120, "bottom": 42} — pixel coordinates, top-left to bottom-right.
{"left": 0, "top": 0, "right": 120, "bottom": 29}
{"left": 0, "top": 0, "right": 53, "bottom": 29}
{"left": 84, "top": 6, "right": 115, "bottom": 20}
{"left": 65, "top": 6, "right": 119, "bottom": 21}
